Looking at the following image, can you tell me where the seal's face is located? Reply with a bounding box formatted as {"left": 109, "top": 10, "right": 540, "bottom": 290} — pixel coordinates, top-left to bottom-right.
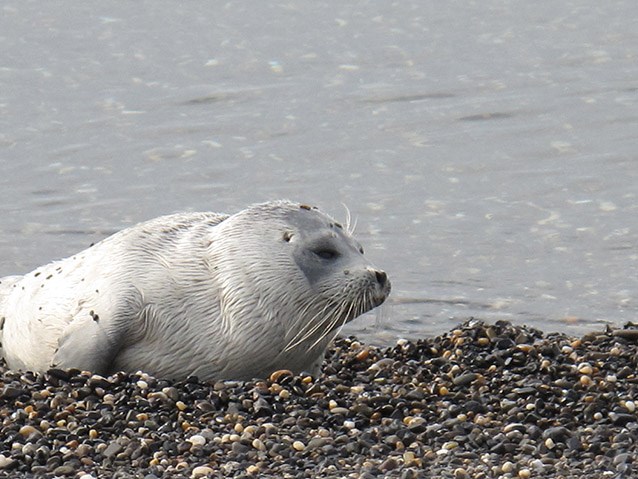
{"left": 275, "top": 203, "right": 391, "bottom": 351}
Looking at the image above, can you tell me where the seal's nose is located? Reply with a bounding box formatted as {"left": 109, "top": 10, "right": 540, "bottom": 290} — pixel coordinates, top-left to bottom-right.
{"left": 374, "top": 270, "right": 388, "bottom": 287}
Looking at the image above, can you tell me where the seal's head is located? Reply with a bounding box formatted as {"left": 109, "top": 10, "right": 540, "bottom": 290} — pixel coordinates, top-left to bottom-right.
{"left": 208, "top": 200, "right": 391, "bottom": 371}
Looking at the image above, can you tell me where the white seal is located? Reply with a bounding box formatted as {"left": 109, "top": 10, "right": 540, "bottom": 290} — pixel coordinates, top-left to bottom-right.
{"left": 0, "top": 200, "right": 390, "bottom": 380}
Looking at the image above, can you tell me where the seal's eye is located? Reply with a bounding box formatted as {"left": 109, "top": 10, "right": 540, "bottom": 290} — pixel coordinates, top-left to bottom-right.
{"left": 313, "top": 249, "right": 339, "bottom": 260}
{"left": 283, "top": 231, "right": 293, "bottom": 242}
{"left": 359, "top": 247, "right": 364, "bottom": 254}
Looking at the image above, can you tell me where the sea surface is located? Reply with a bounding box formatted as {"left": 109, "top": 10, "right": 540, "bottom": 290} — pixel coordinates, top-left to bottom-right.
{"left": 1, "top": 1, "right": 637, "bottom": 345}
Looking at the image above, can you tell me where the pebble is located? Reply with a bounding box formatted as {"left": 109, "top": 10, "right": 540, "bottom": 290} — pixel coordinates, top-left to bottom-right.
{"left": 454, "top": 467, "right": 469, "bottom": 479}
{"left": 518, "top": 468, "right": 531, "bottom": 478}
{"left": 0, "top": 319, "right": 636, "bottom": 478}
{"left": 191, "top": 465, "right": 214, "bottom": 478}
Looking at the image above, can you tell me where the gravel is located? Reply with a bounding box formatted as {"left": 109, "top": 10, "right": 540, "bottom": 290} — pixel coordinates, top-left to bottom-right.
{"left": 1, "top": 318, "right": 638, "bottom": 478}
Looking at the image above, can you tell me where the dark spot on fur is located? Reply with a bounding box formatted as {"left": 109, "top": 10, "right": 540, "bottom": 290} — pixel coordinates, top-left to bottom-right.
{"left": 46, "top": 274, "right": 53, "bottom": 280}
{"left": 34, "top": 272, "right": 41, "bottom": 277}
{"left": 89, "top": 310, "right": 99, "bottom": 322}
{"left": 95, "top": 289, "right": 99, "bottom": 294}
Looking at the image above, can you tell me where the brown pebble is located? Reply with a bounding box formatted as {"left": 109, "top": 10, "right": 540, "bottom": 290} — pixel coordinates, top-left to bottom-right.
{"left": 355, "top": 348, "right": 370, "bottom": 361}
{"left": 18, "top": 425, "right": 38, "bottom": 438}
{"left": 380, "top": 457, "right": 398, "bottom": 471}
{"left": 613, "top": 329, "right": 638, "bottom": 341}
{"left": 269, "top": 369, "right": 294, "bottom": 383}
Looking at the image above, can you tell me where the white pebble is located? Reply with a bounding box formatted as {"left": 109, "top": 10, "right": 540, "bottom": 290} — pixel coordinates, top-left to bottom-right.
{"left": 625, "top": 400, "right": 636, "bottom": 413}
{"left": 191, "top": 465, "right": 214, "bottom": 478}
{"left": 531, "top": 459, "right": 545, "bottom": 471}
{"left": 188, "top": 435, "right": 206, "bottom": 447}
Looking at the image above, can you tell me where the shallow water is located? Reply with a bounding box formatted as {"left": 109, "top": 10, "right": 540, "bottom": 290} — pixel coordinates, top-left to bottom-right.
{"left": 1, "top": 1, "right": 637, "bottom": 346}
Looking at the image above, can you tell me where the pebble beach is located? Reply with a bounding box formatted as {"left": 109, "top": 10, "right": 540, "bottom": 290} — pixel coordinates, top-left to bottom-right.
{"left": 1, "top": 319, "right": 638, "bottom": 478}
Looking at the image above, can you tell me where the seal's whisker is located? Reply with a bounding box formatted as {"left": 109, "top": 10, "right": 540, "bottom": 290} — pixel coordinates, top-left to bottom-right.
{"left": 311, "top": 300, "right": 346, "bottom": 345}
{"left": 297, "top": 301, "right": 341, "bottom": 347}
{"left": 342, "top": 203, "right": 352, "bottom": 235}
{"left": 282, "top": 303, "right": 322, "bottom": 351}
{"left": 341, "top": 203, "right": 358, "bottom": 236}
{"left": 309, "top": 288, "right": 363, "bottom": 351}
{"left": 298, "top": 294, "right": 351, "bottom": 352}
{"left": 283, "top": 297, "right": 334, "bottom": 352}
{"left": 309, "top": 298, "right": 352, "bottom": 350}
{"left": 349, "top": 217, "right": 358, "bottom": 236}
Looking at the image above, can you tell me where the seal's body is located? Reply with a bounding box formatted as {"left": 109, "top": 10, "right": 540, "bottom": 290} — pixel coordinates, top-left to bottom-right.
{"left": 0, "top": 201, "right": 390, "bottom": 380}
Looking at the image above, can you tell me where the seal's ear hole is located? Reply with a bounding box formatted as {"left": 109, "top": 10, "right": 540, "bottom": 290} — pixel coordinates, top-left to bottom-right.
{"left": 283, "top": 231, "right": 293, "bottom": 242}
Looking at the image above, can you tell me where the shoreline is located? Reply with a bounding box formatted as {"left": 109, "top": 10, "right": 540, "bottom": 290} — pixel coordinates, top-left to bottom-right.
{"left": 1, "top": 319, "right": 637, "bottom": 478}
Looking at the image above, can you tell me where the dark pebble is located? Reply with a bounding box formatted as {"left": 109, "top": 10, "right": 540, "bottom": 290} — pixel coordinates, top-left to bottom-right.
{"left": 52, "top": 465, "right": 76, "bottom": 476}
{"left": 103, "top": 442, "right": 124, "bottom": 458}
{"left": 380, "top": 457, "right": 399, "bottom": 471}
{"left": 452, "top": 372, "right": 477, "bottom": 386}
{"left": 543, "top": 426, "right": 572, "bottom": 441}
{"left": 0, "top": 386, "right": 26, "bottom": 399}
{"left": 610, "top": 413, "right": 636, "bottom": 426}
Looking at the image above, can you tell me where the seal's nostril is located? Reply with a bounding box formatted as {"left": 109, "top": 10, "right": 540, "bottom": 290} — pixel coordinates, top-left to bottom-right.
{"left": 374, "top": 270, "right": 387, "bottom": 286}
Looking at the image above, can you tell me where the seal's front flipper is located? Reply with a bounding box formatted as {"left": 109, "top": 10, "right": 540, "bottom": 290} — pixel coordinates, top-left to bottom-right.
{"left": 52, "top": 310, "right": 122, "bottom": 375}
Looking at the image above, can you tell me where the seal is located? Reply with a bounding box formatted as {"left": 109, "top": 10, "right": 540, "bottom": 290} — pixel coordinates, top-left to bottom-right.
{"left": 0, "top": 200, "right": 390, "bottom": 380}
